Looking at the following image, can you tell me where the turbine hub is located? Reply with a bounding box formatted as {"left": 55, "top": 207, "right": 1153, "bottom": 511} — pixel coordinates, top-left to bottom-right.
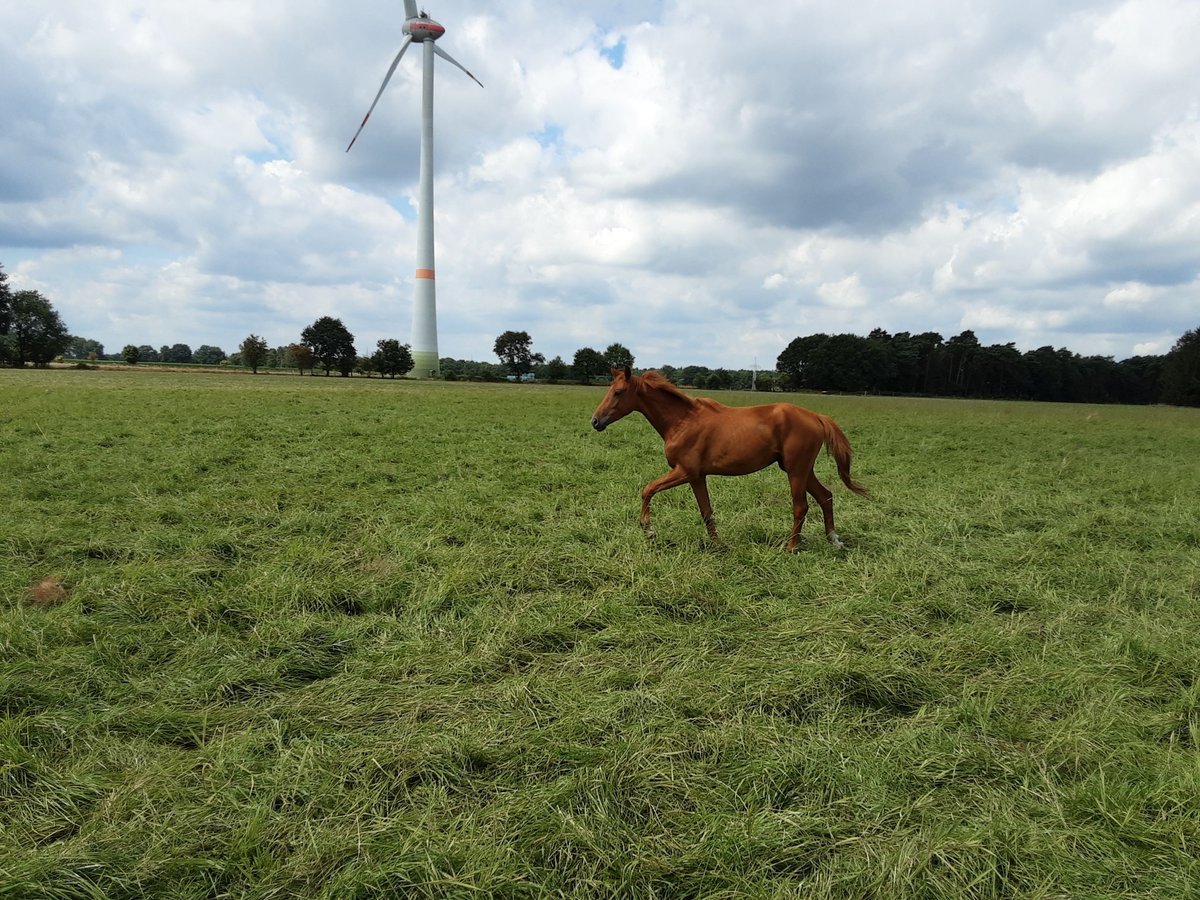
{"left": 404, "top": 16, "right": 445, "bottom": 42}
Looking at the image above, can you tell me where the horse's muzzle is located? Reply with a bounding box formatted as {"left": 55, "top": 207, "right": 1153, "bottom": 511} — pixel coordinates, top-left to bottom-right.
{"left": 591, "top": 417, "right": 606, "bottom": 432}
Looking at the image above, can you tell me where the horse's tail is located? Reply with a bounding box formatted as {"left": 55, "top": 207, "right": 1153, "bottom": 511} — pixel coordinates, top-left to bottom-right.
{"left": 819, "top": 415, "right": 869, "bottom": 497}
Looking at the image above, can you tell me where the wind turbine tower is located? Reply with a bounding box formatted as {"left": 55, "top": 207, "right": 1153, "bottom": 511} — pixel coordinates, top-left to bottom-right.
{"left": 347, "top": 1, "right": 482, "bottom": 377}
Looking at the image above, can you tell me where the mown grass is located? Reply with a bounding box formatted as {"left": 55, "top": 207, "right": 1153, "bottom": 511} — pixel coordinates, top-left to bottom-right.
{"left": 2, "top": 368, "right": 1199, "bottom": 898}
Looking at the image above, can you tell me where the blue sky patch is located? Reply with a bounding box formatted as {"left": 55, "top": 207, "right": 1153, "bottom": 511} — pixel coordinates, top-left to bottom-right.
{"left": 601, "top": 37, "right": 626, "bottom": 70}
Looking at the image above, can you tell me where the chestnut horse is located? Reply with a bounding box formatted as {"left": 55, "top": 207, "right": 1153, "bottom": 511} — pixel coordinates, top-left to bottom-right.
{"left": 591, "top": 367, "right": 868, "bottom": 551}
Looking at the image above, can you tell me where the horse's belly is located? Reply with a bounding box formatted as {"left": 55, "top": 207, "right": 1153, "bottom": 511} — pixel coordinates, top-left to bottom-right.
{"left": 706, "top": 447, "right": 776, "bottom": 476}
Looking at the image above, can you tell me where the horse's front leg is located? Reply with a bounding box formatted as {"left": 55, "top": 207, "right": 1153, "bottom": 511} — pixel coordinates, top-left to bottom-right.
{"left": 640, "top": 465, "right": 691, "bottom": 539}
{"left": 690, "top": 477, "right": 720, "bottom": 541}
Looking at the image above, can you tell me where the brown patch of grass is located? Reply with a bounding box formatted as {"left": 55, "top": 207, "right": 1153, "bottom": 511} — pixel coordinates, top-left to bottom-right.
{"left": 25, "top": 577, "right": 70, "bottom": 607}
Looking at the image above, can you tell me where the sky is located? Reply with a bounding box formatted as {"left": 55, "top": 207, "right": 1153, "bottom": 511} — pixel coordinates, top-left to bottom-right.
{"left": 3, "top": 0, "right": 1198, "bottom": 368}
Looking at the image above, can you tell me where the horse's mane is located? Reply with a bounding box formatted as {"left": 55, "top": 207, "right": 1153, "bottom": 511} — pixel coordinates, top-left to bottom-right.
{"left": 637, "top": 370, "right": 694, "bottom": 404}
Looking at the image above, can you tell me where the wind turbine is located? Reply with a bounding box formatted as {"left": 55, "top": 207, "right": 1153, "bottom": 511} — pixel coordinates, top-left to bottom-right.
{"left": 347, "top": 1, "right": 483, "bottom": 378}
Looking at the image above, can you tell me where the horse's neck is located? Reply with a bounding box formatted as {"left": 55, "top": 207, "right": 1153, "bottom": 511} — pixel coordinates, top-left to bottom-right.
{"left": 637, "top": 384, "right": 695, "bottom": 439}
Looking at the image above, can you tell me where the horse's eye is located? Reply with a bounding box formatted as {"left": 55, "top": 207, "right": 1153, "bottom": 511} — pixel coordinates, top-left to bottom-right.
{"left": 614, "top": 389, "right": 624, "bottom": 397}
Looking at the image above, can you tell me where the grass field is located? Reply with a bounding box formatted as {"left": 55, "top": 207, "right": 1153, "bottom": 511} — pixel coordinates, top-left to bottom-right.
{"left": 2, "top": 368, "right": 1199, "bottom": 899}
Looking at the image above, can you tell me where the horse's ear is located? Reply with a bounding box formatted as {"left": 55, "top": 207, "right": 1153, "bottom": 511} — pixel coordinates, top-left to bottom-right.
{"left": 623, "top": 365, "right": 632, "bottom": 379}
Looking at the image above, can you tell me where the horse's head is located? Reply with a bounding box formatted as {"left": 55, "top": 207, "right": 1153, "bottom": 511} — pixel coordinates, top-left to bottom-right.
{"left": 591, "top": 366, "right": 637, "bottom": 431}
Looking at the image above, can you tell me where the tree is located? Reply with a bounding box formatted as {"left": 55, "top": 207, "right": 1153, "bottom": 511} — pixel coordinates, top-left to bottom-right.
{"left": 138, "top": 345, "right": 161, "bottom": 363}
{"left": 301, "top": 316, "right": 356, "bottom": 376}
{"left": 573, "top": 347, "right": 607, "bottom": 384}
{"left": 287, "top": 343, "right": 315, "bottom": 375}
{"left": 194, "top": 345, "right": 227, "bottom": 366}
{"left": 372, "top": 339, "right": 415, "bottom": 379}
{"left": 1161, "top": 327, "right": 1200, "bottom": 407}
{"left": 122, "top": 344, "right": 141, "bottom": 365}
{"left": 776, "top": 333, "right": 893, "bottom": 392}
{"left": 944, "top": 330, "right": 981, "bottom": 395}
{"left": 240, "top": 334, "right": 268, "bottom": 374}
{"left": 1, "top": 291, "right": 71, "bottom": 367}
{"left": 0, "top": 263, "right": 11, "bottom": 338}
{"left": 776, "top": 334, "right": 828, "bottom": 389}
{"left": 544, "top": 355, "right": 569, "bottom": 382}
{"left": 494, "top": 330, "right": 543, "bottom": 377}
{"left": 711, "top": 368, "right": 734, "bottom": 390}
{"left": 64, "top": 337, "right": 104, "bottom": 360}
{"left": 161, "top": 343, "right": 193, "bottom": 364}
{"left": 604, "top": 342, "right": 635, "bottom": 370}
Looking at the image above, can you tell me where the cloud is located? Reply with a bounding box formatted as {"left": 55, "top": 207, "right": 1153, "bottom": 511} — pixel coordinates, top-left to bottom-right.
{"left": 2, "top": 0, "right": 1198, "bottom": 367}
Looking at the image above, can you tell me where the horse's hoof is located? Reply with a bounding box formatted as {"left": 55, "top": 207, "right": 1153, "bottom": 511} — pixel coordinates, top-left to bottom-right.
{"left": 828, "top": 532, "right": 846, "bottom": 551}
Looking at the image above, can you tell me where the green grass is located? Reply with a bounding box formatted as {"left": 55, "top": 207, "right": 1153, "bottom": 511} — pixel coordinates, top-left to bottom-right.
{"left": 2, "top": 368, "right": 1199, "bottom": 898}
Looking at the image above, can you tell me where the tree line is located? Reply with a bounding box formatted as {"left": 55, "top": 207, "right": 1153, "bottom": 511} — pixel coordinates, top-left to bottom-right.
{"left": 100, "top": 318, "right": 416, "bottom": 379}
{"left": 776, "top": 327, "right": 1198, "bottom": 406}
{"left": 482, "top": 331, "right": 778, "bottom": 390}
{"left": 110, "top": 317, "right": 419, "bottom": 379}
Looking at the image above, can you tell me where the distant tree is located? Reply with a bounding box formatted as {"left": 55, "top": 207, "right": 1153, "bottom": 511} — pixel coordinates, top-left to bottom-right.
{"left": 194, "top": 345, "right": 227, "bottom": 366}
{"left": 777, "top": 332, "right": 898, "bottom": 393}
{"left": 373, "top": 339, "right": 415, "bottom": 379}
{"left": 440, "top": 357, "right": 507, "bottom": 381}
{"left": 64, "top": 336, "right": 104, "bottom": 360}
{"left": 1, "top": 291, "right": 71, "bottom": 367}
{"left": 287, "top": 342, "right": 315, "bottom": 375}
{"left": 545, "top": 355, "right": 569, "bottom": 382}
{"left": 1161, "top": 327, "right": 1200, "bottom": 407}
{"left": 302, "top": 316, "right": 355, "bottom": 376}
{"left": 573, "top": 347, "right": 607, "bottom": 384}
{"left": 777, "top": 334, "right": 825, "bottom": 389}
{"left": 122, "top": 344, "right": 141, "bottom": 365}
{"left": 240, "top": 334, "right": 268, "bottom": 374}
{"left": 944, "top": 330, "right": 981, "bottom": 395}
{"left": 1114, "top": 355, "right": 1163, "bottom": 405}
{"left": 161, "top": 343, "right": 193, "bottom": 364}
{"left": 355, "top": 355, "right": 376, "bottom": 377}
{"left": 973, "top": 343, "right": 1030, "bottom": 399}
{"left": 137, "top": 344, "right": 161, "bottom": 363}
{"left": 494, "top": 330, "right": 543, "bottom": 377}
{"left": 604, "top": 342, "right": 635, "bottom": 370}
{"left": 0, "top": 263, "right": 11, "bottom": 339}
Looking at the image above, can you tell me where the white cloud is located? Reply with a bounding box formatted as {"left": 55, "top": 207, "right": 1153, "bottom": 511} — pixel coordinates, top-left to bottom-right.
{"left": 2, "top": 0, "right": 1199, "bottom": 367}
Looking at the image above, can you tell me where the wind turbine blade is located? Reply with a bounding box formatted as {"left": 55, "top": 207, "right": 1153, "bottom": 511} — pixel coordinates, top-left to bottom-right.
{"left": 346, "top": 36, "right": 414, "bottom": 152}
{"left": 432, "top": 44, "right": 484, "bottom": 88}
{"left": 403, "top": 0, "right": 418, "bottom": 19}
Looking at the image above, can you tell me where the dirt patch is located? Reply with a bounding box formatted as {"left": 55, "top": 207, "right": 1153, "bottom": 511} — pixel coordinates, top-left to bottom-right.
{"left": 25, "top": 577, "right": 70, "bottom": 607}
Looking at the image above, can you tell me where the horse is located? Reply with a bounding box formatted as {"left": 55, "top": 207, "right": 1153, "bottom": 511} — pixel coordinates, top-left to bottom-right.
{"left": 591, "top": 367, "right": 868, "bottom": 551}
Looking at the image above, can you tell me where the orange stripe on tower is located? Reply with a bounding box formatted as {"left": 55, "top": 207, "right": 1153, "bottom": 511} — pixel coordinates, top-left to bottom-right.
{"left": 415, "top": 268, "right": 436, "bottom": 280}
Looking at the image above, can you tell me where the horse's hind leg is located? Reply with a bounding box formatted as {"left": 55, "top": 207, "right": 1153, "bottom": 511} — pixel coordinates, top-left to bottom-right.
{"left": 786, "top": 472, "right": 810, "bottom": 552}
{"left": 807, "top": 474, "right": 845, "bottom": 550}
